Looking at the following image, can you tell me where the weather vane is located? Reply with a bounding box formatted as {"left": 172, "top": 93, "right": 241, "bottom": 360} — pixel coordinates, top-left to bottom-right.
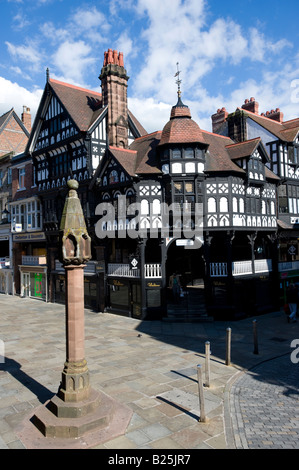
{"left": 174, "top": 62, "right": 182, "bottom": 98}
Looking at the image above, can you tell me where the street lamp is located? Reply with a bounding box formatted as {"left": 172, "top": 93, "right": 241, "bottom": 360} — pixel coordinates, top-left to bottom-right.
{"left": 1, "top": 205, "right": 10, "bottom": 223}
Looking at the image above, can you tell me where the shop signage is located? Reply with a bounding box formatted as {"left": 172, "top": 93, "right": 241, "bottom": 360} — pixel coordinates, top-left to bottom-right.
{"left": 129, "top": 256, "right": 139, "bottom": 270}
{"left": 146, "top": 281, "right": 162, "bottom": 288}
{"left": 288, "top": 243, "right": 297, "bottom": 256}
{"left": 13, "top": 231, "right": 46, "bottom": 242}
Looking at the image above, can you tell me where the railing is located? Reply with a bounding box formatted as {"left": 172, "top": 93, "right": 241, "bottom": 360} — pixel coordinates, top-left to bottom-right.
{"left": 144, "top": 264, "right": 162, "bottom": 278}
{"left": 0, "top": 257, "right": 10, "bottom": 269}
{"left": 232, "top": 260, "right": 253, "bottom": 276}
{"left": 107, "top": 263, "right": 162, "bottom": 279}
{"left": 210, "top": 262, "right": 227, "bottom": 277}
{"left": 278, "top": 260, "right": 299, "bottom": 272}
{"left": 22, "top": 255, "right": 47, "bottom": 266}
{"left": 210, "top": 259, "right": 272, "bottom": 277}
{"left": 107, "top": 263, "right": 140, "bottom": 278}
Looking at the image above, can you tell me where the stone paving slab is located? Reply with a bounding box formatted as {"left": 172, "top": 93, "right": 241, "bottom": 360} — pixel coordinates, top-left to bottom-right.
{"left": 0, "top": 294, "right": 298, "bottom": 449}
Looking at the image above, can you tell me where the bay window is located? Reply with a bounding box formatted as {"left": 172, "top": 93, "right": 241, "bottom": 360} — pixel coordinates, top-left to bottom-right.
{"left": 11, "top": 198, "right": 42, "bottom": 232}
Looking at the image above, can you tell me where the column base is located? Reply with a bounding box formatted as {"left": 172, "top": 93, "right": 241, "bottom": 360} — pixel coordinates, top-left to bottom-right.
{"left": 57, "top": 359, "right": 90, "bottom": 402}
{"left": 16, "top": 388, "right": 133, "bottom": 447}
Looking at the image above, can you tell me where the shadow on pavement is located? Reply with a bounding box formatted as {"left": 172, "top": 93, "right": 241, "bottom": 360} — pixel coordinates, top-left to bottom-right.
{"left": 1, "top": 357, "right": 54, "bottom": 404}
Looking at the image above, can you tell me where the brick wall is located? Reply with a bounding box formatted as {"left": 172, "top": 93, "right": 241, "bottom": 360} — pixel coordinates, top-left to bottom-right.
{"left": 0, "top": 114, "right": 29, "bottom": 157}
{"left": 11, "top": 161, "right": 38, "bottom": 202}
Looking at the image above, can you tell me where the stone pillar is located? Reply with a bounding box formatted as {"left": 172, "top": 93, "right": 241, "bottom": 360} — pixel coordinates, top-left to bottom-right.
{"left": 20, "top": 180, "right": 133, "bottom": 447}
{"left": 58, "top": 264, "right": 90, "bottom": 402}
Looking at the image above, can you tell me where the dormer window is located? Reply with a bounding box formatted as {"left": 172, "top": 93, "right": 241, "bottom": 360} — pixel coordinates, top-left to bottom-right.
{"left": 248, "top": 157, "right": 265, "bottom": 183}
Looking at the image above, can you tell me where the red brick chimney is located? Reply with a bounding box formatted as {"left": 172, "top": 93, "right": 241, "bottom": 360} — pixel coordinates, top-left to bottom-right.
{"left": 100, "top": 49, "right": 129, "bottom": 148}
{"left": 21, "top": 106, "right": 31, "bottom": 133}
{"left": 211, "top": 107, "right": 228, "bottom": 133}
{"left": 261, "top": 108, "right": 284, "bottom": 123}
{"left": 241, "top": 97, "right": 259, "bottom": 114}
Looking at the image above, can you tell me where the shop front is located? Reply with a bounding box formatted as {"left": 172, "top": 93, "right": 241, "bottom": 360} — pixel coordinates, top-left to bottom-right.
{"left": 12, "top": 230, "right": 48, "bottom": 300}
{"left": 0, "top": 230, "right": 13, "bottom": 295}
{"left": 19, "top": 265, "right": 48, "bottom": 301}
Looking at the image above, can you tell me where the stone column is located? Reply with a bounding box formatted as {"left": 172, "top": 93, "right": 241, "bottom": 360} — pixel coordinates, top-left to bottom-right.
{"left": 58, "top": 264, "right": 90, "bottom": 402}
{"left": 20, "top": 179, "right": 133, "bottom": 446}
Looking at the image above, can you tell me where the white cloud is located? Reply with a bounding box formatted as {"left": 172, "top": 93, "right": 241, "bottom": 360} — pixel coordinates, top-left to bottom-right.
{"left": 0, "top": 77, "right": 42, "bottom": 122}
{"left": 12, "top": 13, "right": 30, "bottom": 30}
{"left": 51, "top": 40, "right": 94, "bottom": 85}
{"left": 128, "top": 97, "right": 172, "bottom": 133}
{"left": 5, "top": 41, "right": 42, "bottom": 73}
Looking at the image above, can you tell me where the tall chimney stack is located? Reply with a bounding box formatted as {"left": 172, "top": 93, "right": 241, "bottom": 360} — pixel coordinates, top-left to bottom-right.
{"left": 21, "top": 106, "right": 31, "bottom": 133}
{"left": 211, "top": 107, "right": 228, "bottom": 134}
{"left": 99, "top": 49, "right": 129, "bottom": 148}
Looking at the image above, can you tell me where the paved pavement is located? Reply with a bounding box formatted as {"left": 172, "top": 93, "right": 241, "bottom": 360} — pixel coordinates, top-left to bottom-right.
{"left": 0, "top": 294, "right": 298, "bottom": 450}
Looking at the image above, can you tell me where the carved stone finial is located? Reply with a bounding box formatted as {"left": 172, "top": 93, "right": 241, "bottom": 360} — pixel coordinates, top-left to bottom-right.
{"left": 59, "top": 180, "right": 91, "bottom": 266}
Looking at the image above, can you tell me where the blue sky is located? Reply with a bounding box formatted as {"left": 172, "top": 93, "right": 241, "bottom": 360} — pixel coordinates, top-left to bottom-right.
{"left": 0, "top": 0, "right": 298, "bottom": 133}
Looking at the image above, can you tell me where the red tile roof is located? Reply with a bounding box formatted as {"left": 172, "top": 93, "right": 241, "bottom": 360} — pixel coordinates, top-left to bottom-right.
{"left": 109, "top": 132, "right": 162, "bottom": 176}
{"left": 225, "top": 137, "right": 261, "bottom": 160}
{"left": 159, "top": 102, "right": 205, "bottom": 146}
{"left": 239, "top": 107, "right": 299, "bottom": 142}
{"left": 49, "top": 79, "right": 102, "bottom": 132}
{"left": 202, "top": 131, "right": 245, "bottom": 174}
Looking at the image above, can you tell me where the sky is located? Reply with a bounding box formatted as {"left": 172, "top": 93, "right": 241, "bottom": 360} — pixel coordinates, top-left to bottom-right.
{"left": 0, "top": 0, "right": 298, "bottom": 134}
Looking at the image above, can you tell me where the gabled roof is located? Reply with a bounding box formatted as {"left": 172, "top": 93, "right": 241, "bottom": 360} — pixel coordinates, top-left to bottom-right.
{"left": 225, "top": 137, "right": 262, "bottom": 160}
{"left": 238, "top": 108, "right": 299, "bottom": 143}
{"left": 49, "top": 79, "right": 102, "bottom": 132}
{"left": 128, "top": 109, "right": 147, "bottom": 137}
{"left": 108, "top": 146, "right": 138, "bottom": 177}
{"left": 202, "top": 131, "right": 245, "bottom": 174}
{"left": 0, "top": 109, "right": 13, "bottom": 131}
{"left": 107, "top": 132, "right": 162, "bottom": 177}
{"left": 130, "top": 132, "right": 162, "bottom": 175}
{"left": 0, "top": 108, "right": 30, "bottom": 137}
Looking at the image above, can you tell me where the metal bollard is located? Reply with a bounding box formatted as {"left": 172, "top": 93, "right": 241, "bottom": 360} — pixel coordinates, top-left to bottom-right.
{"left": 226, "top": 328, "right": 231, "bottom": 366}
{"left": 197, "top": 365, "right": 206, "bottom": 422}
{"left": 253, "top": 320, "right": 259, "bottom": 355}
{"left": 205, "top": 341, "right": 210, "bottom": 388}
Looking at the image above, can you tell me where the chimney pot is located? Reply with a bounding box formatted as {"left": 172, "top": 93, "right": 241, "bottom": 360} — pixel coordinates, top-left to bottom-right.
{"left": 118, "top": 52, "right": 124, "bottom": 67}
{"left": 113, "top": 50, "right": 119, "bottom": 65}
{"left": 21, "top": 105, "right": 31, "bottom": 132}
{"left": 107, "top": 48, "right": 113, "bottom": 63}
{"left": 242, "top": 97, "right": 259, "bottom": 114}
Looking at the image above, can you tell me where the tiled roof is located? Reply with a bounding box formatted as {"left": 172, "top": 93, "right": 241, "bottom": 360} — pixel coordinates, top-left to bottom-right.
{"left": 240, "top": 108, "right": 299, "bottom": 142}
{"left": 109, "top": 146, "right": 138, "bottom": 177}
{"left": 225, "top": 137, "right": 261, "bottom": 160}
{"left": 128, "top": 109, "right": 147, "bottom": 137}
{"left": 0, "top": 109, "right": 13, "bottom": 131}
{"left": 131, "top": 132, "right": 162, "bottom": 175}
{"left": 202, "top": 131, "right": 245, "bottom": 174}
{"left": 110, "top": 132, "right": 162, "bottom": 177}
{"left": 49, "top": 79, "right": 102, "bottom": 131}
{"left": 159, "top": 102, "right": 205, "bottom": 146}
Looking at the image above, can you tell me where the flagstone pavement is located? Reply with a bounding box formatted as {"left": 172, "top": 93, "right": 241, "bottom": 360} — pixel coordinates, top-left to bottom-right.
{"left": 0, "top": 294, "right": 298, "bottom": 450}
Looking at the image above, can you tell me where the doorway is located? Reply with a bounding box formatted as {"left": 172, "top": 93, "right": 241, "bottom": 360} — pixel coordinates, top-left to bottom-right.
{"left": 166, "top": 240, "right": 207, "bottom": 319}
{"left": 22, "top": 272, "right": 30, "bottom": 297}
